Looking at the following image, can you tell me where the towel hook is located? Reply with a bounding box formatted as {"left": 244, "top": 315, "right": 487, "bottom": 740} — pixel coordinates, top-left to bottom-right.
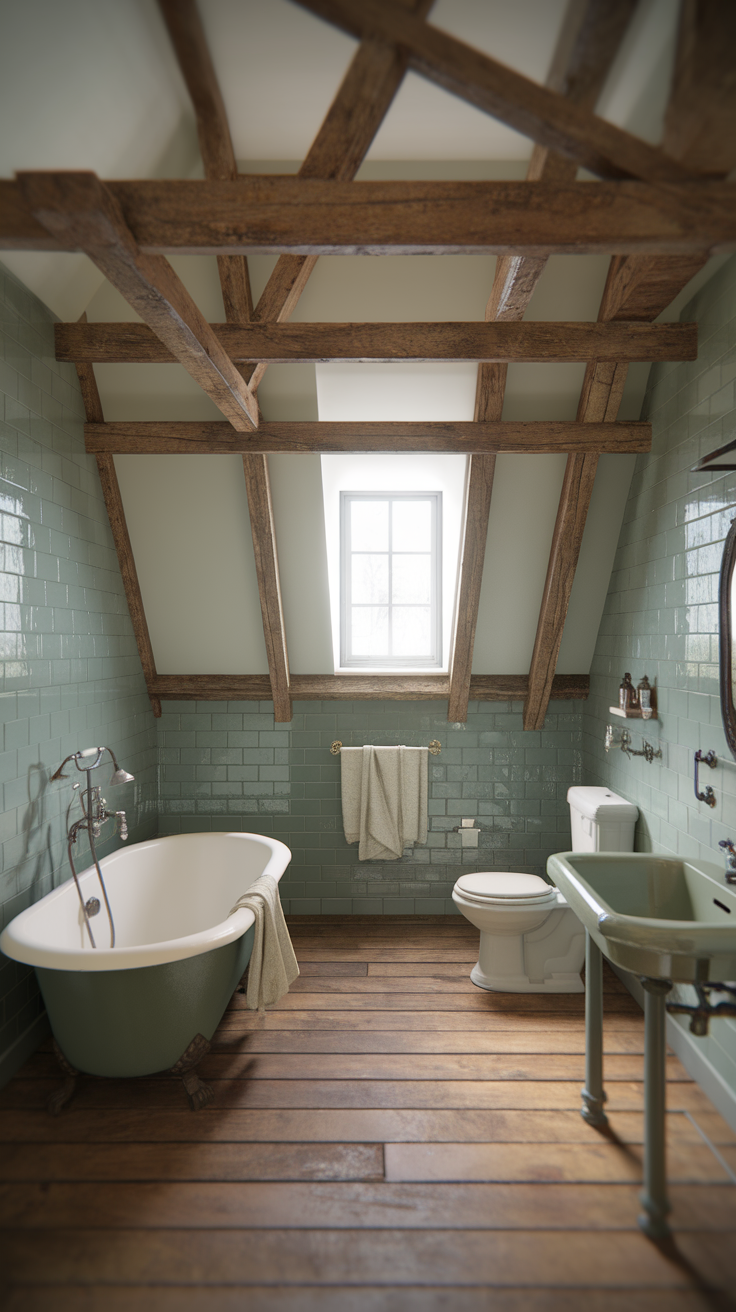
{"left": 330, "top": 740, "right": 441, "bottom": 755}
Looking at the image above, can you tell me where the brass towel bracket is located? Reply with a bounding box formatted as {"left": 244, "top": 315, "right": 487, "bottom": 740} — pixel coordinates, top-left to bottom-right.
{"left": 331, "top": 740, "right": 441, "bottom": 755}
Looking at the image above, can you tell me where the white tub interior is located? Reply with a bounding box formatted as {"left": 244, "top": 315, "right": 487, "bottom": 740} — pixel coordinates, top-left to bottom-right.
{"left": 0, "top": 832, "right": 291, "bottom": 972}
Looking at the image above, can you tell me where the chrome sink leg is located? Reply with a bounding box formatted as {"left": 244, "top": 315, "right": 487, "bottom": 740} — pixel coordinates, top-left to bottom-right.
{"left": 638, "top": 977, "right": 673, "bottom": 1240}
{"left": 581, "top": 931, "right": 608, "bottom": 1127}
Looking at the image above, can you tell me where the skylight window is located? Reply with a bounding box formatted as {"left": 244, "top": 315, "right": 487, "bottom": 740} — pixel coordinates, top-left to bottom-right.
{"left": 341, "top": 492, "right": 441, "bottom": 668}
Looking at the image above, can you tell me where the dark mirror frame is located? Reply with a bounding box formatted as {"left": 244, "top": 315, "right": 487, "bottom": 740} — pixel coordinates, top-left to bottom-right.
{"left": 719, "top": 516, "right": 736, "bottom": 759}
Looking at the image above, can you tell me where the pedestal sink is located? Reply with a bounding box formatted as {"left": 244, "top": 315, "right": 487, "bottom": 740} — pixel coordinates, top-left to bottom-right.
{"left": 547, "top": 852, "right": 736, "bottom": 1240}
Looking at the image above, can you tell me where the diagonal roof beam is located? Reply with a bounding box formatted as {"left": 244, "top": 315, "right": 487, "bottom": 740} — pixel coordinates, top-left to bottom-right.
{"left": 247, "top": 0, "right": 434, "bottom": 392}
{"left": 157, "top": 0, "right": 254, "bottom": 324}
{"left": 18, "top": 171, "right": 259, "bottom": 431}
{"left": 158, "top": 0, "right": 292, "bottom": 720}
{"left": 663, "top": 0, "right": 736, "bottom": 176}
{"left": 293, "top": 0, "right": 696, "bottom": 181}
{"left": 74, "top": 317, "right": 161, "bottom": 719}
{"left": 447, "top": 0, "right": 637, "bottom": 723}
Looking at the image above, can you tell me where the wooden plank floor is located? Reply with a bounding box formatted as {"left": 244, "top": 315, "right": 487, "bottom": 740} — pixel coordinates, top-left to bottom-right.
{"left": 1, "top": 914, "right": 736, "bottom": 1312}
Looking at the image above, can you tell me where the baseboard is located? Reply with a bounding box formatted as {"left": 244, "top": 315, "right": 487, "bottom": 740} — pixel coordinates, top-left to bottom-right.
{"left": 0, "top": 1013, "right": 50, "bottom": 1090}
{"left": 611, "top": 963, "right": 736, "bottom": 1135}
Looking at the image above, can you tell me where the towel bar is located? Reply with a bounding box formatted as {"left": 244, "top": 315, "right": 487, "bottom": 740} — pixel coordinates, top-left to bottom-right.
{"left": 330, "top": 740, "right": 441, "bottom": 755}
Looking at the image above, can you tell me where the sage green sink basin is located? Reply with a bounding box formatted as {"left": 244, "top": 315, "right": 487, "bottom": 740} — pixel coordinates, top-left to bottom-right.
{"left": 547, "top": 853, "right": 736, "bottom": 981}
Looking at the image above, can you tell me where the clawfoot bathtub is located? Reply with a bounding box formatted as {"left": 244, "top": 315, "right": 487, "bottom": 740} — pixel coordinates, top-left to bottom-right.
{"left": 0, "top": 832, "right": 291, "bottom": 1107}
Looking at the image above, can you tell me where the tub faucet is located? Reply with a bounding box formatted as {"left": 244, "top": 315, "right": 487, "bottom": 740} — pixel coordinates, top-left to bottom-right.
{"left": 52, "top": 747, "right": 135, "bottom": 949}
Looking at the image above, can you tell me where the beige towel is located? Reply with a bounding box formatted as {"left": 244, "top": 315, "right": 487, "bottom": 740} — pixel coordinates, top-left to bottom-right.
{"left": 342, "top": 745, "right": 428, "bottom": 861}
{"left": 229, "top": 874, "right": 299, "bottom": 1010}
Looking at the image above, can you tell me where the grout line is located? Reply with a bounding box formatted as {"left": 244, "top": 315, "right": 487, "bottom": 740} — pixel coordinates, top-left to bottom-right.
{"left": 682, "top": 1109, "right": 736, "bottom": 1186}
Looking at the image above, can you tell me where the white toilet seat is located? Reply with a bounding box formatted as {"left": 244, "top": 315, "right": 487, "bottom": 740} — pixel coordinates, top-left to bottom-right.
{"left": 454, "top": 872, "right": 559, "bottom": 908}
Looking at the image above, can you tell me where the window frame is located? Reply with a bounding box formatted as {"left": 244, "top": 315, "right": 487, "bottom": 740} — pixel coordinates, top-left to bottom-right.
{"left": 339, "top": 490, "right": 442, "bottom": 670}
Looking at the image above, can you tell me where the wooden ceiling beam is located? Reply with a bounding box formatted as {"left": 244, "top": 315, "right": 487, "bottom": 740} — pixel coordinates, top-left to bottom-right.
{"left": 158, "top": 0, "right": 293, "bottom": 720}
{"left": 148, "top": 672, "right": 589, "bottom": 703}
{"left": 4, "top": 177, "right": 736, "bottom": 256}
{"left": 55, "top": 318, "right": 696, "bottom": 365}
{"left": 83, "top": 419, "right": 652, "bottom": 456}
{"left": 447, "top": 0, "right": 638, "bottom": 725}
{"left": 74, "top": 317, "right": 161, "bottom": 719}
{"left": 157, "top": 0, "right": 254, "bottom": 326}
{"left": 17, "top": 172, "right": 259, "bottom": 431}
{"left": 663, "top": 0, "right": 736, "bottom": 176}
{"left": 292, "top": 0, "right": 695, "bottom": 182}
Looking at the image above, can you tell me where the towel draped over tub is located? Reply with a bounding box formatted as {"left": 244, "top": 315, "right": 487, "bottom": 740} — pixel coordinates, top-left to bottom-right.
{"left": 229, "top": 873, "right": 299, "bottom": 1010}
{"left": 341, "top": 745, "right": 429, "bottom": 861}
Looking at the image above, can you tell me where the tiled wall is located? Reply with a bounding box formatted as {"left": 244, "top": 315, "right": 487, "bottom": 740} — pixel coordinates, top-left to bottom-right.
{"left": 157, "top": 697, "right": 582, "bottom": 913}
{"left": 582, "top": 254, "right": 736, "bottom": 1107}
{"left": 0, "top": 263, "right": 158, "bottom": 1079}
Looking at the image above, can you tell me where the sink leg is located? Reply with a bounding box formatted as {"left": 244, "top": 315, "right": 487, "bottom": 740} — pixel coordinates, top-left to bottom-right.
{"left": 581, "top": 931, "right": 608, "bottom": 1127}
{"left": 638, "top": 977, "right": 673, "bottom": 1240}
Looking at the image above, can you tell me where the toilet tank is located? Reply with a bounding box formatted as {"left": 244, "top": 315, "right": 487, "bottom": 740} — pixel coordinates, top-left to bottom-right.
{"left": 567, "top": 786, "right": 638, "bottom": 853}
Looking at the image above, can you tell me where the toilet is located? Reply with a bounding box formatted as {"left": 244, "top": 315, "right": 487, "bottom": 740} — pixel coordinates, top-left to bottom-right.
{"left": 451, "top": 786, "right": 638, "bottom": 993}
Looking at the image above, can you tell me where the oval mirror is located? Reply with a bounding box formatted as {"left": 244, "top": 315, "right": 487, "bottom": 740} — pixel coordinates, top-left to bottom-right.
{"left": 719, "top": 517, "right": 736, "bottom": 758}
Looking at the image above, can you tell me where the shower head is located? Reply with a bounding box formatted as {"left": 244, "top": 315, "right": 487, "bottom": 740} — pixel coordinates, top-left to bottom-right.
{"left": 51, "top": 746, "right": 134, "bottom": 785}
{"left": 110, "top": 766, "right": 135, "bottom": 786}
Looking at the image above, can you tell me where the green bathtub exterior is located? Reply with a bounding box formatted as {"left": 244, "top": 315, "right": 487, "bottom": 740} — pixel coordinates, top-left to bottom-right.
{"left": 35, "top": 924, "right": 255, "bottom": 1077}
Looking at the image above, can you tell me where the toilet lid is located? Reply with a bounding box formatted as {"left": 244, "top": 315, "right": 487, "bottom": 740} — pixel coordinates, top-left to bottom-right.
{"left": 455, "top": 872, "right": 554, "bottom": 901}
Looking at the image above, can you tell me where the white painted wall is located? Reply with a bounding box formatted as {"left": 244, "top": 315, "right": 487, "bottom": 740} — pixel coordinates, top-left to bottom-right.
{"left": 114, "top": 455, "right": 268, "bottom": 675}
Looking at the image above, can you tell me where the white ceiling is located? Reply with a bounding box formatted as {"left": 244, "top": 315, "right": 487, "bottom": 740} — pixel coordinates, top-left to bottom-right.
{"left": 1, "top": 0, "right": 720, "bottom": 683}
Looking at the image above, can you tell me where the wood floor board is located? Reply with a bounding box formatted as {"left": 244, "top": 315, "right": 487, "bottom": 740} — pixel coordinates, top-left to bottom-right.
{"left": 287, "top": 977, "right": 624, "bottom": 995}
{"left": 216, "top": 1010, "right": 643, "bottom": 1032}
{"left": 2, "top": 1288, "right": 727, "bottom": 1312}
{"left": 2, "top": 1180, "right": 735, "bottom": 1231}
{"left": 0, "top": 1102, "right": 723, "bottom": 1147}
{"left": 0, "top": 1077, "right": 701, "bottom": 1113}
{"left": 232, "top": 992, "right": 639, "bottom": 1014}
{"left": 2, "top": 1228, "right": 729, "bottom": 1289}
{"left": 206, "top": 1030, "right": 648, "bottom": 1055}
{"left": 28, "top": 1051, "right": 667, "bottom": 1082}
{"left": 298, "top": 962, "right": 369, "bottom": 976}
{"left": 384, "top": 1141, "right": 730, "bottom": 1184}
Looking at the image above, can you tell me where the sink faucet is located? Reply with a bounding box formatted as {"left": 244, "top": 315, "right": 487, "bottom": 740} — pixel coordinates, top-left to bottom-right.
{"left": 718, "top": 839, "right": 736, "bottom": 884}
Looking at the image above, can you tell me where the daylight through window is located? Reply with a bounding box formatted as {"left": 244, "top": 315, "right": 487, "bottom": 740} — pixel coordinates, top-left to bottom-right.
{"left": 340, "top": 492, "right": 441, "bottom": 668}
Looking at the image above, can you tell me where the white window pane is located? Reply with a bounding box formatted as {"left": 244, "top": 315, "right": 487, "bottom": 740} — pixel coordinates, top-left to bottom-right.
{"left": 392, "top": 499, "right": 431, "bottom": 552}
{"left": 392, "top": 606, "right": 431, "bottom": 657}
{"left": 352, "top": 554, "right": 389, "bottom": 605}
{"left": 352, "top": 606, "right": 389, "bottom": 656}
{"left": 392, "top": 554, "right": 431, "bottom": 605}
{"left": 351, "top": 500, "right": 388, "bottom": 551}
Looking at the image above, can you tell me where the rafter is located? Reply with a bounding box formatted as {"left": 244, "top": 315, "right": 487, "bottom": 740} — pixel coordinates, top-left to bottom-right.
{"left": 74, "top": 317, "right": 161, "bottom": 719}
{"left": 292, "top": 0, "right": 695, "bottom": 182}
{"left": 157, "top": 0, "right": 292, "bottom": 720}
{"left": 18, "top": 172, "right": 259, "bottom": 431}
{"left": 83, "top": 419, "right": 652, "bottom": 456}
{"left": 55, "top": 318, "right": 696, "bottom": 365}
{"left": 447, "top": 0, "right": 638, "bottom": 724}
{"left": 4, "top": 177, "right": 736, "bottom": 256}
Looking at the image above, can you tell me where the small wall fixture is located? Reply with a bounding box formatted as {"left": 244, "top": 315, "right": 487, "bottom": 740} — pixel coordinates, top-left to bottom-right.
{"left": 694, "top": 749, "right": 717, "bottom": 807}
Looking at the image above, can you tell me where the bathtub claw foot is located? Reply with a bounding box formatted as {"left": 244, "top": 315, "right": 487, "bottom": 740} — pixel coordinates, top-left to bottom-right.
{"left": 182, "top": 1069, "right": 214, "bottom": 1110}
{"left": 47, "top": 1040, "right": 79, "bottom": 1115}
{"left": 170, "top": 1033, "right": 212, "bottom": 1111}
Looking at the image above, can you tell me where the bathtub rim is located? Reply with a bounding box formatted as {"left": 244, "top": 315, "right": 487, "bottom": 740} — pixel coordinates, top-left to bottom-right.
{"left": 0, "top": 830, "right": 291, "bottom": 973}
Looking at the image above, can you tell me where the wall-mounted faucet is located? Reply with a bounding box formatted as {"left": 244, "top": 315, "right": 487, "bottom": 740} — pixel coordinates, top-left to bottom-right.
{"left": 605, "top": 725, "right": 662, "bottom": 763}
{"left": 718, "top": 839, "right": 736, "bottom": 884}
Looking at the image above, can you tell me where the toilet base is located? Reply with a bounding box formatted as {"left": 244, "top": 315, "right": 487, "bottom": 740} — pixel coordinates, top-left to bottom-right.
{"left": 470, "top": 963, "right": 584, "bottom": 993}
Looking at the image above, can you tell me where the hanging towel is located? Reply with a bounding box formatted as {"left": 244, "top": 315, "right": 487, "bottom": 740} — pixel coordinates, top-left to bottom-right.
{"left": 341, "top": 745, "right": 428, "bottom": 861}
{"left": 228, "top": 874, "right": 299, "bottom": 1010}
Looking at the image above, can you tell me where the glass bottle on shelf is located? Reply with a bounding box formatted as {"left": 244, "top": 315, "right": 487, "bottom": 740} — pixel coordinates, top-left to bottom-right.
{"left": 619, "top": 673, "right": 637, "bottom": 714}
{"left": 637, "top": 675, "right": 653, "bottom": 719}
